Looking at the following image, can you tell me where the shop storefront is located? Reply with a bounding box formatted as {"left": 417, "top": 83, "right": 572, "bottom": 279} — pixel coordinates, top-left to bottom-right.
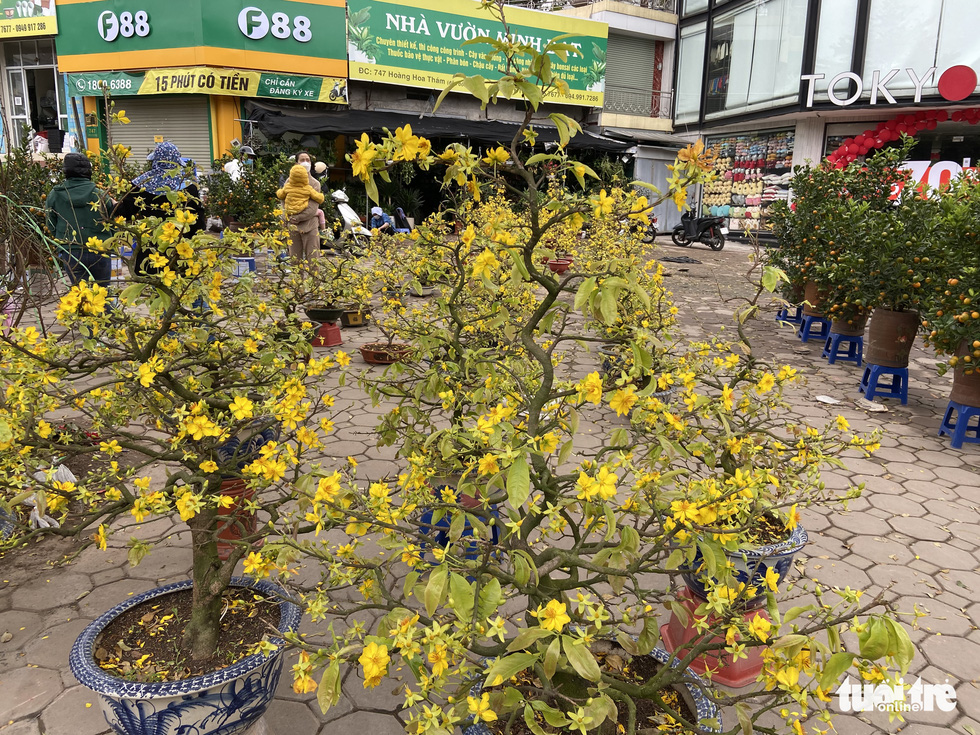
{"left": 0, "top": 0, "right": 74, "bottom": 152}
{"left": 54, "top": 0, "right": 349, "bottom": 169}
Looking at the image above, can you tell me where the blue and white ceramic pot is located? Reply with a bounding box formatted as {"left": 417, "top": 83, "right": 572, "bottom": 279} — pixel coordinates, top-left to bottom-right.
{"left": 462, "top": 647, "right": 721, "bottom": 735}
{"left": 70, "top": 577, "right": 300, "bottom": 735}
{"left": 682, "top": 524, "right": 808, "bottom": 608}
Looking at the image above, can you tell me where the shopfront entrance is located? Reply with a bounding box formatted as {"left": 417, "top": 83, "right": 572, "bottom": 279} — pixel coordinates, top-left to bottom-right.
{"left": 2, "top": 38, "right": 67, "bottom": 150}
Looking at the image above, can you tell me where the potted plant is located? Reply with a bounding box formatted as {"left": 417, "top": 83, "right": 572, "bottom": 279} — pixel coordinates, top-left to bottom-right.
{"left": 923, "top": 173, "right": 980, "bottom": 407}
{"left": 251, "top": 9, "right": 916, "bottom": 734}
{"left": 205, "top": 151, "right": 284, "bottom": 231}
{"left": 0, "top": 156, "right": 349, "bottom": 732}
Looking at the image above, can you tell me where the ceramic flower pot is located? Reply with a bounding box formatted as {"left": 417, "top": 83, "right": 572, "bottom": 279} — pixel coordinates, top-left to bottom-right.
{"left": 547, "top": 259, "right": 571, "bottom": 275}
{"left": 830, "top": 312, "right": 869, "bottom": 337}
{"left": 461, "top": 646, "right": 721, "bottom": 735}
{"left": 682, "top": 524, "right": 808, "bottom": 609}
{"left": 70, "top": 578, "right": 300, "bottom": 735}
{"left": 951, "top": 341, "right": 980, "bottom": 408}
{"left": 802, "top": 281, "right": 826, "bottom": 318}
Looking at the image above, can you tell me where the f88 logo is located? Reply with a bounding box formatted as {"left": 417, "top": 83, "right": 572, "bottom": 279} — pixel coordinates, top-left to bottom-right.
{"left": 98, "top": 10, "right": 150, "bottom": 42}
{"left": 238, "top": 6, "right": 311, "bottom": 43}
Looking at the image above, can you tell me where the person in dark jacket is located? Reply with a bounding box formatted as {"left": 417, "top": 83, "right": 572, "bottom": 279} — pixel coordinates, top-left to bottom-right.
{"left": 45, "top": 153, "right": 111, "bottom": 287}
{"left": 112, "top": 142, "right": 205, "bottom": 276}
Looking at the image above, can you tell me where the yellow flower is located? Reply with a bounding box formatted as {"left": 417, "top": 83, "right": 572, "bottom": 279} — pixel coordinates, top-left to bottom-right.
{"left": 482, "top": 147, "right": 509, "bottom": 165}
{"left": 576, "top": 472, "right": 598, "bottom": 502}
{"left": 785, "top": 504, "right": 800, "bottom": 531}
{"left": 243, "top": 338, "right": 259, "bottom": 354}
{"left": 37, "top": 420, "right": 52, "bottom": 439}
{"left": 478, "top": 453, "right": 499, "bottom": 475}
{"left": 176, "top": 491, "right": 202, "bottom": 522}
{"left": 721, "top": 384, "right": 735, "bottom": 411}
{"left": 335, "top": 350, "right": 351, "bottom": 368}
{"left": 538, "top": 600, "right": 571, "bottom": 632}
{"left": 359, "top": 641, "right": 390, "bottom": 685}
{"left": 756, "top": 372, "right": 776, "bottom": 393}
{"left": 93, "top": 524, "right": 108, "bottom": 551}
{"left": 764, "top": 566, "right": 780, "bottom": 593}
{"left": 596, "top": 466, "right": 617, "bottom": 500}
{"left": 230, "top": 396, "right": 254, "bottom": 421}
{"left": 609, "top": 387, "right": 637, "bottom": 416}
{"left": 243, "top": 551, "right": 271, "bottom": 578}
{"left": 428, "top": 644, "right": 449, "bottom": 677}
{"left": 775, "top": 666, "right": 800, "bottom": 689}
{"left": 351, "top": 133, "right": 378, "bottom": 178}
{"left": 472, "top": 248, "right": 499, "bottom": 278}
{"left": 393, "top": 124, "right": 421, "bottom": 161}
{"left": 835, "top": 415, "right": 850, "bottom": 432}
{"left": 578, "top": 372, "right": 603, "bottom": 404}
{"left": 467, "top": 693, "right": 498, "bottom": 722}
{"left": 199, "top": 460, "right": 219, "bottom": 473}
{"left": 460, "top": 224, "right": 477, "bottom": 248}
{"left": 592, "top": 189, "right": 614, "bottom": 218}
{"left": 748, "top": 614, "right": 772, "bottom": 641}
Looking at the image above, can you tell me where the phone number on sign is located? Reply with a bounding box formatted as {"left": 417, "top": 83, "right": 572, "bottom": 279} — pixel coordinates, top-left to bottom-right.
{"left": 74, "top": 78, "right": 135, "bottom": 93}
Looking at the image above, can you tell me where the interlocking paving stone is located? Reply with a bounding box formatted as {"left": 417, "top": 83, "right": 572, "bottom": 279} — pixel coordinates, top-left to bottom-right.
{"left": 10, "top": 574, "right": 92, "bottom": 613}
{"left": 0, "top": 611, "right": 43, "bottom": 652}
{"left": 22, "top": 618, "right": 91, "bottom": 670}
{"left": 0, "top": 666, "right": 63, "bottom": 720}
{"left": 322, "top": 710, "right": 405, "bottom": 735}
{"left": 39, "top": 686, "right": 112, "bottom": 735}
{"left": 265, "top": 699, "right": 321, "bottom": 734}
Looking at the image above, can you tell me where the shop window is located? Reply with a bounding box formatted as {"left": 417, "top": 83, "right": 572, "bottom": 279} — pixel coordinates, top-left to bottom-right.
{"left": 863, "top": 0, "right": 943, "bottom": 97}
{"left": 681, "top": 0, "right": 708, "bottom": 17}
{"left": 812, "top": 0, "right": 858, "bottom": 91}
{"left": 675, "top": 22, "right": 706, "bottom": 123}
{"left": 703, "top": 130, "right": 795, "bottom": 232}
{"left": 705, "top": 0, "right": 807, "bottom": 119}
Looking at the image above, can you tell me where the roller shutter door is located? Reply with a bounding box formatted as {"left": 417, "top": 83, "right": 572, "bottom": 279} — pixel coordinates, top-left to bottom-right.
{"left": 111, "top": 96, "right": 213, "bottom": 172}
{"left": 605, "top": 34, "right": 657, "bottom": 115}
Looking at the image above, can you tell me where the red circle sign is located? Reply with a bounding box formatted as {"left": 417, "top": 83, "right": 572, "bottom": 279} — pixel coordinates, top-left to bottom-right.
{"left": 938, "top": 65, "right": 978, "bottom": 101}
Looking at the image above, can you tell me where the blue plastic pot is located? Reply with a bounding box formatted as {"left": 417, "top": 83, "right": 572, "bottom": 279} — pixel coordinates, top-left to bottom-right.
{"left": 70, "top": 577, "right": 300, "bottom": 735}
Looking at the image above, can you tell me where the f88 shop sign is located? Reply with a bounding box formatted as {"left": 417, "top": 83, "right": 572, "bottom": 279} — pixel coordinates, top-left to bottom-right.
{"left": 802, "top": 64, "right": 979, "bottom": 107}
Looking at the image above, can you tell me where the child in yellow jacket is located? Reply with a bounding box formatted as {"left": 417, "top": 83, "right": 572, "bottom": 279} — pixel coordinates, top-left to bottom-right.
{"left": 276, "top": 164, "right": 324, "bottom": 215}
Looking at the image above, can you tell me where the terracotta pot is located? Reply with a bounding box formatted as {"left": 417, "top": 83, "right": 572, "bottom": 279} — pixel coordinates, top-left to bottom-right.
{"left": 830, "top": 312, "right": 869, "bottom": 337}
{"left": 866, "top": 308, "right": 919, "bottom": 368}
{"left": 548, "top": 258, "right": 571, "bottom": 275}
{"left": 216, "top": 478, "right": 259, "bottom": 562}
{"left": 784, "top": 279, "right": 806, "bottom": 304}
{"left": 802, "top": 281, "right": 826, "bottom": 318}
{"left": 358, "top": 342, "right": 412, "bottom": 364}
{"left": 951, "top": 341, "right": 980, "bottom": 407}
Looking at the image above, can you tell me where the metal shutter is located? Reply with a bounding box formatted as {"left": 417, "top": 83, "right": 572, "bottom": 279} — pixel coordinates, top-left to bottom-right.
{"left": 605, "top": 34, "right": 657, "bottom": 114}
{"left": 111, "top": 96, "right": 213, "bottom": 172}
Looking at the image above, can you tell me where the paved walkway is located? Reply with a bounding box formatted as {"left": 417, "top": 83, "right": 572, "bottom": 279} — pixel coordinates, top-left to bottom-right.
{"left": 1, "top": 240, "right": 978, "bottom": 735}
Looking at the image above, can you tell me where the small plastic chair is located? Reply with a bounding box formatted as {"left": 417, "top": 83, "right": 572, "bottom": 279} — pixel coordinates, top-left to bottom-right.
{"left": 798, "top": 316, "right": 831, "bottom": 343}
{"left": 939, "top": 401, "right": 980, "bottom": 449}
{"left": 822, "top": 333, "right": 863, "bottom": 366}
{"left": 776, "top": 305, "right": 803, "bottom": 326}
{"left": 859, "top": 364, "right": 909, "bottom": 405}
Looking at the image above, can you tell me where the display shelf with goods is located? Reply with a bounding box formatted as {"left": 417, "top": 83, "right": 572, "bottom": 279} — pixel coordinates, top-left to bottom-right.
{"left": 703, "top": 130, "right": 794, "bottom": 234}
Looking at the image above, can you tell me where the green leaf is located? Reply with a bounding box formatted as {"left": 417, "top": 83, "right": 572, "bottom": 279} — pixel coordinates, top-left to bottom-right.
{"left": 364, "top": 174, "right": 379, "bottom": 204}
{"left": 542, "top": 636, "right": 561, "bottom": 679}
{"left": 514, "top": 553, "right": 531, "bottom": 586}
{"left": 557, "top": 439, "right": 574, "bottom": 468}
{"left": 507, "top": 455, "right": 531, "bottom": 509}
{"left": 119, "top": 283, "right": 145, "bottom": 303}
{"left": 525, "top": 153, "right": 559, "bottom": 167}
{"left": 523, "top": 705, "right": 547, "bottom": 735}
{"left": 735, "top": 701, "right": 753, "bottom": 735}
{"left": 533, "top": 701, "right": 569, "bottom": 728}
{"left": 449, "top": 573, "right": 475, "bottom": 621}
{"left": 448, "top": 511, "right": 466, "bottom": 543}
{"left": 477, "top": 578, "right": 502, "bottom": 622}
{"left": 638, "top": 617, "right": 660, "bottom": 655}
{"left": 317, "top": 660, "right": 342, "bottom": 713}
{"left": 432, "top": 78, "right": 464, "bottom": 113}
{"left": 483, "top": 653, "right": 538, "bottom": 687}
{"left": 772, "top": 634, "right": 809, "bottom": 650}
{"left": 461, "top": 75, "right": 490, "bottom": 106}
{"left": 515, "top": 81, "right": 543, "bottom": 109}
{"left": 598, "top": 289, "right": 618, "bottom": 324}
{"left": 0, "top": 417, "right": 12, "bottom": 445}
{"left": 562, "top": 636, "right": 601, "bottom": 682}
{"left": 574, "top": 277, "right": 597, "bottom": 311}
{"left": 858, "top": 619, "right": 889, "bottom": 660}
{"left": 665, "top": 548, "right": 686, "bottom": 570}
{"left": 819, "top": 651, "right": 855, "bottom": 691}
{"left": 616, "top": 631, "right": 640, "bottom": 655}
{"left": 424, "top": 563, "right": 448, "bottom": 617}
{"left": 507, "top": 627, "right": 554, "bottom": 653}
{"left": 403, "top": 571, "right": 420, "bottom": 599}
{"left": 669, "top": 601, "right": 690, "bottom": 629}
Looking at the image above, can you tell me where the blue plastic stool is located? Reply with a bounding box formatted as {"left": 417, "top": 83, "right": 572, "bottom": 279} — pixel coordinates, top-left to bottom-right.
{"left": 822, "top": 333, "right": 864, "bottom": 366}
{"left": 776, "top": 305, "right": 804, "bottom": 325}
{"left": 799, "top": 316, "right": 831, "bottom": 343}
{"left": 418, "top": 486, "right": 499, "bottom": 564}
{"left": 939, "top": 401, "right": 980, "bottom": 449}
{"left": 859, "top": 364, "right": 909, "bottom": 405}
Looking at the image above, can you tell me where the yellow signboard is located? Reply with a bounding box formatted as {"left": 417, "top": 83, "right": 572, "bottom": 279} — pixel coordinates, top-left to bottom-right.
{"left": 0, "top": 0, "right": 58, "bottom": 39}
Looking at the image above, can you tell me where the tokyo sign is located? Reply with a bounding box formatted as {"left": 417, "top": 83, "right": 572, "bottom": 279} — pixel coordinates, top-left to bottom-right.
{"left": 802, "top": 65, "right": 978, "bottom": 107}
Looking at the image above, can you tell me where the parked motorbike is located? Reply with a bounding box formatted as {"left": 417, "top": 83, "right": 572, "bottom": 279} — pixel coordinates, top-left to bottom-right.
{"left": 670, "top": 211, "right": 727, "bottom": 250}
{"left": 322, "top": 189, "right": 371, "bottom": 253}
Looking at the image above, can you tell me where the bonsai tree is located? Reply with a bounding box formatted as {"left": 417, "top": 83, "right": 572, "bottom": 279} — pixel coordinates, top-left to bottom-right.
{"left": 0, "top": 167, "right": 349, "bottom": 668}
{"left": 243, "top": 5, "right": 915, "bottom": 733}
{"left": 205, "top": 151, "right": 285, "bottom": 230}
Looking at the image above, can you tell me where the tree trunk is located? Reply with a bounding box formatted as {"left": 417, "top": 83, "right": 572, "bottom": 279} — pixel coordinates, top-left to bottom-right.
{"left": 183, "top": 506, "right": 227, "bottom": 661}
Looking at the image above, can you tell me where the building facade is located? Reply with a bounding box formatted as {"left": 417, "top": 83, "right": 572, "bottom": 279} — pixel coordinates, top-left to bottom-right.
{"left": 675, "top": 0, "right": 980, "bottom": 233}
